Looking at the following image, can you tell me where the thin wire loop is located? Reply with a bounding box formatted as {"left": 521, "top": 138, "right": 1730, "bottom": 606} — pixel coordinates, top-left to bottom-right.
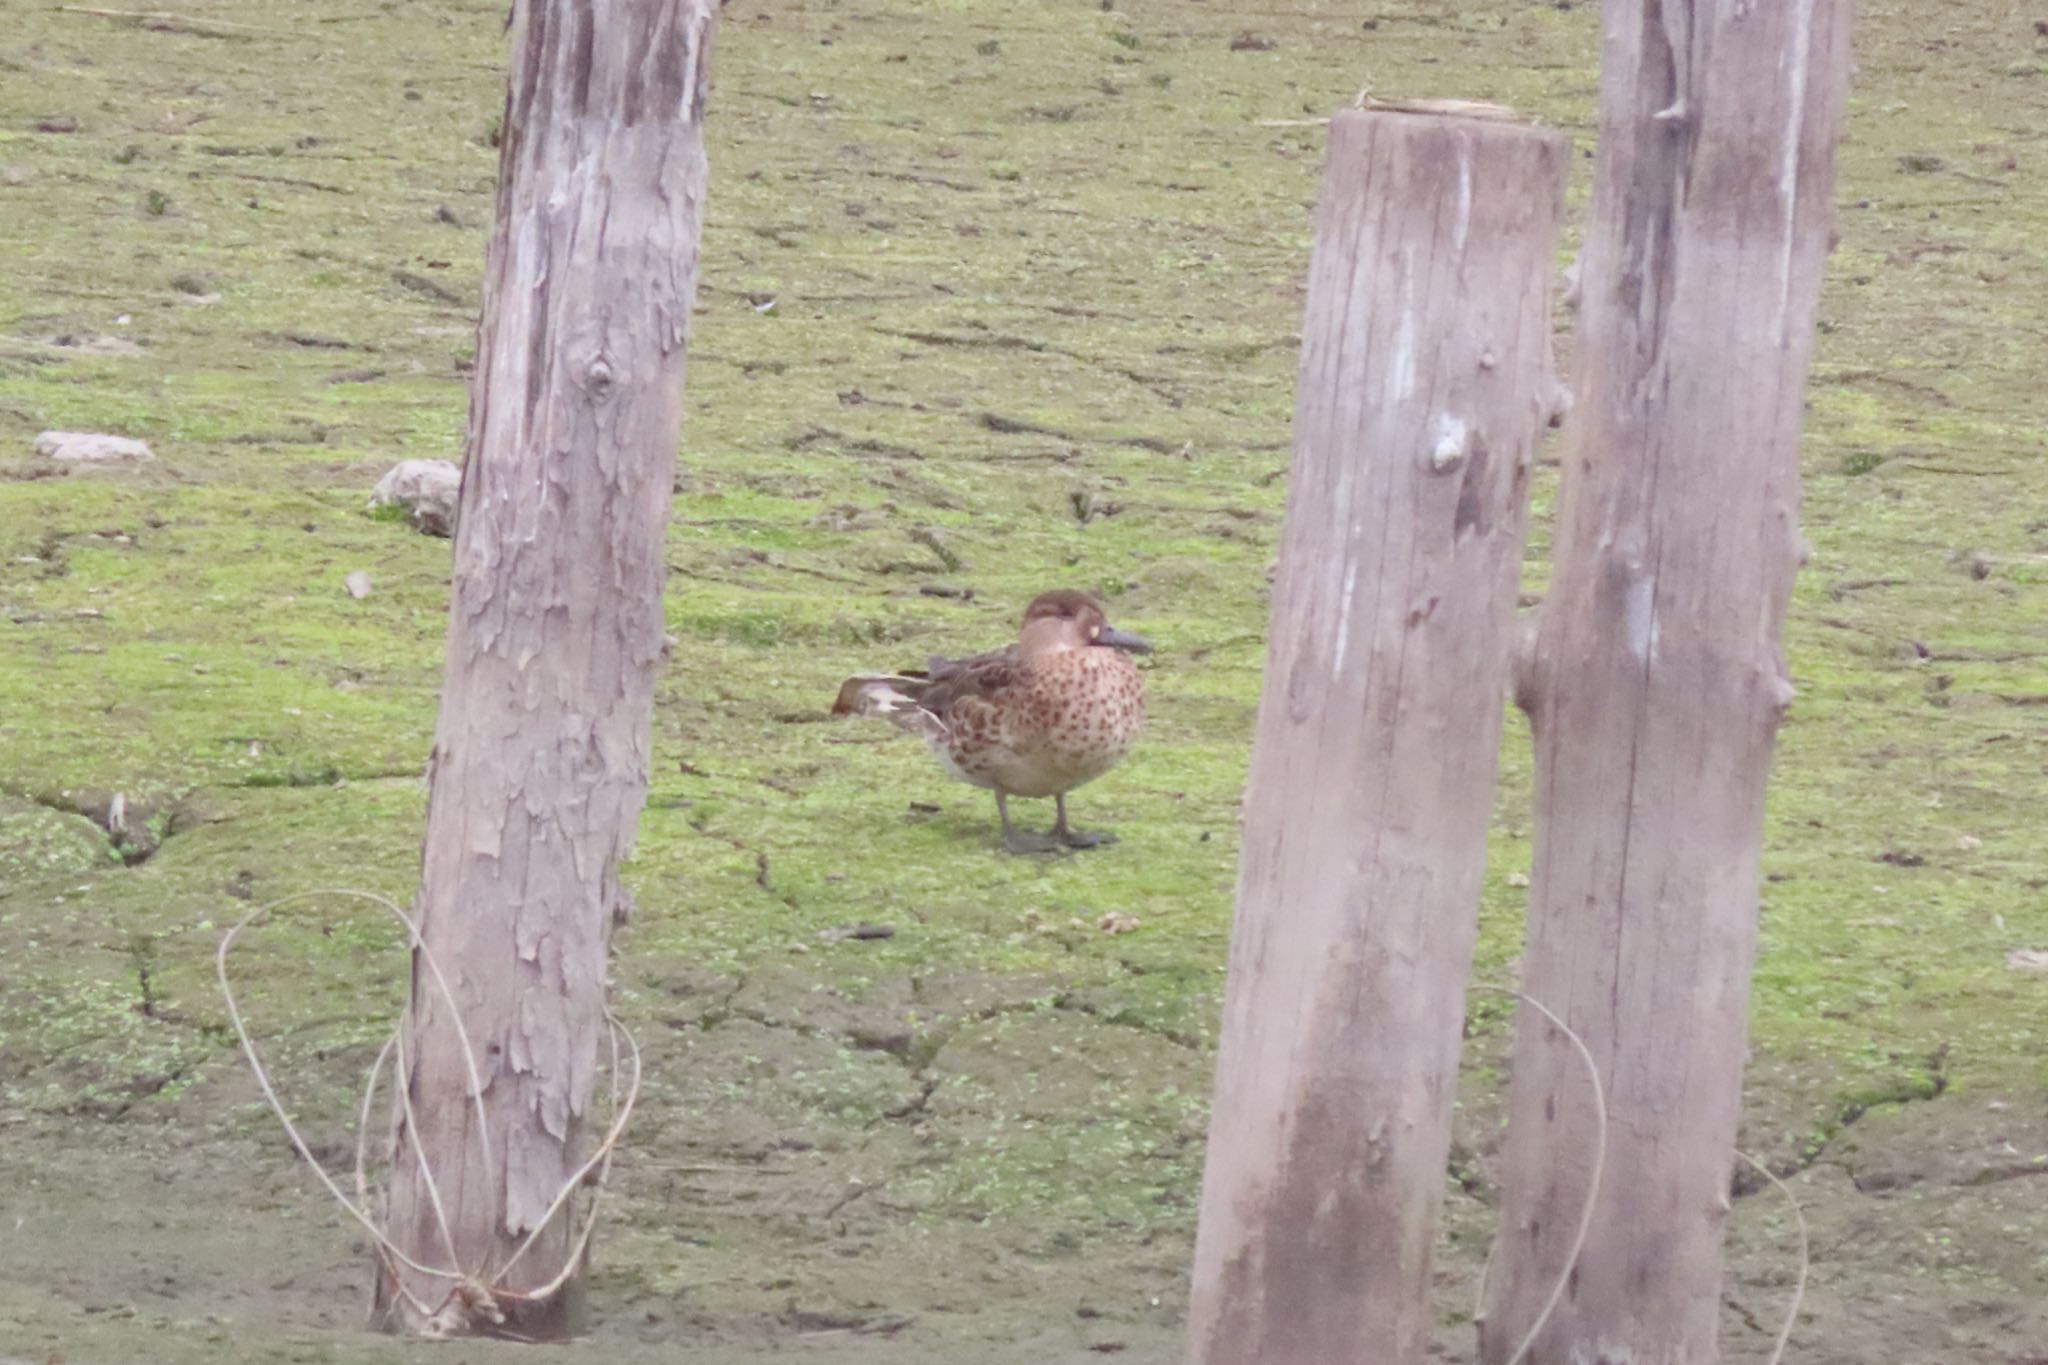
{"left": 219, "top": 888, "right": 639, "bottom": 1331}
{"left": 1466, "top": 984, "right": 1608, "bottom": 1365}
{"left": 1735, "top": 1149, "right": 1811, "bottom": 1365}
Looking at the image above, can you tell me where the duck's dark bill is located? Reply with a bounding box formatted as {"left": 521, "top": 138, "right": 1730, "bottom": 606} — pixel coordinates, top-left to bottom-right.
{"left": 1096, "top": 627, "right": 1153, "bottom": 654}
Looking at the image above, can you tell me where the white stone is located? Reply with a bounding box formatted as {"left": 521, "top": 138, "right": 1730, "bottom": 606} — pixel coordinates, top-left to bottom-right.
{"left": 34, "top": 430, "right": 154, "bottom": 463}
{"left": 370, "top": 458, "right": 461, "bottom": 536}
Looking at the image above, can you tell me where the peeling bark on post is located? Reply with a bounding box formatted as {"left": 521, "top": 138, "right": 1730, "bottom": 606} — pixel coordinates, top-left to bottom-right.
{"left": 1187, "top": 108, "right": 1567, "bottom": 1365}
{"left": 373, "top": 0, "right": 718, "bottom": 1338}
{"left": 1480, "top": 4, "right": 1850, "bottom": 1363}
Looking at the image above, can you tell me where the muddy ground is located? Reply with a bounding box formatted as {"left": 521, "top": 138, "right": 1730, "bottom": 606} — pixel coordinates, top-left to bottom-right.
{"left": 2, "top": 0, "right": 2046, "bottom": 1361}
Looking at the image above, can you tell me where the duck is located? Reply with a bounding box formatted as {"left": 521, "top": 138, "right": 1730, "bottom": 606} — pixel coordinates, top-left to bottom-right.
{"left": 831, "top": 589, "right": 1150, "bottom": 853}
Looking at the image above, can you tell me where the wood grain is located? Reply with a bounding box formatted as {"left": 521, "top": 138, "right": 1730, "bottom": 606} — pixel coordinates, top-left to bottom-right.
{"left": 377, "top": 0, "right": 719, "bottom": 1337}
{"left": 1188, "top": 107, "right": 1567, "bottom": 1365}
{"left": 1481, "top": 3, "right": 1852, "bottom": 1361}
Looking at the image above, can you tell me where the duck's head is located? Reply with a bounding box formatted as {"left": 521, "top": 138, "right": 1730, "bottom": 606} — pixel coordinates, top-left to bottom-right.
{"left": 1018, "top": 589, "right": 1152, "bottom": 657}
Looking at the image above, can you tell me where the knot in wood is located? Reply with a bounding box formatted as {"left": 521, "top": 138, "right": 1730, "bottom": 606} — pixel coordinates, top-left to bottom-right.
{"left": 1652, "top": 98, "right": 1690, "bottom": 128}
{"left": 583, "top": 354, "right": 617, "bottom": 400}
{"left": 1429, "top": 413, "right": 1472, "bottom": 473}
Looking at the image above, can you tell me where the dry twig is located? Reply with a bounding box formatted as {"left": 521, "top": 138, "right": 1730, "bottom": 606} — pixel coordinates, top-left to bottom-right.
{"left": 58, "top": 5, "right": 292, "bottom": 38}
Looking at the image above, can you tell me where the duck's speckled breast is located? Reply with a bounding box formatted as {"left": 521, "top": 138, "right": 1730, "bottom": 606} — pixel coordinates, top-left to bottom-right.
{"left": 930, "top": 647, "right": 1145, "bottom": 798}
{"left": 1024, "top": 648, "right": 1145, "bottom": 760}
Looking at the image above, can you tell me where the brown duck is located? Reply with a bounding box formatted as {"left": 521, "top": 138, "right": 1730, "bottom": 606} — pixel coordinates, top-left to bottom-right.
{"left": 832, "top": 590, "right": 1150, "bottom": 853}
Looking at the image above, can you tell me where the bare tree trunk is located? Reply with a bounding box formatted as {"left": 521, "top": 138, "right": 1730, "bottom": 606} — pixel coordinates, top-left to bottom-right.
{"left": 1481, "top": 4, "right": 1850, "bottom": 1362}
{"left": 373, "top": 0, "right": 718, "bottom": 1338}
{"left": 1187, "top": 106, "right": 1566, "bottom": 1365}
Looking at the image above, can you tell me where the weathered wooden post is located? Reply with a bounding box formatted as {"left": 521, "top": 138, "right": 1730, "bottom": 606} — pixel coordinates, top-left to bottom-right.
{"left": 1187, "top": 104, "right": 1567, "bottom": 1364}
{"left": 374, "top": 0, "right": 720, "bottom": 1338}
{"left": 1480, "top": 4, "right": 1851, "bottom": 1362}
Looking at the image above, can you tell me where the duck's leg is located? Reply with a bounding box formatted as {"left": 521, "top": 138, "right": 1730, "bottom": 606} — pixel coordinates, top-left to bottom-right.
{"left": 1051, "top": 792, "right": 1116, "bottom": 849}
{"left": 997, "top": 791, "right": 1062, "bottom": 855}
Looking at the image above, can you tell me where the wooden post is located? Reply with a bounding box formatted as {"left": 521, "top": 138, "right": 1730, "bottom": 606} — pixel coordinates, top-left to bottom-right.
{"left": 1480, "top": 4, "right": 1851, "bottom": 1362}
{"left": 1187, "top": 106, "right": 1567, "bottom": 1365}
{"left": 374, "top": 0, "right": 719, "bottom": 1338}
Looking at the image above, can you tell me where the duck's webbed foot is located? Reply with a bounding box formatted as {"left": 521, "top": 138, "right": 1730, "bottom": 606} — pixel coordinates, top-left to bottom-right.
{"left": 996, "top": 792, "right": 1065, "bottom": 855}
{"left": 1052, "top": 793, "right": 1116, "bottom": 849}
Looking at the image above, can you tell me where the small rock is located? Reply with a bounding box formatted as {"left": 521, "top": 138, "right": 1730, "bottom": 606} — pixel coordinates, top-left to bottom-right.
{"left": 1506, "top": 871, "right": 1532, "bottom": 888}
{"left": 344, "top": 570, "right": 373, "bottom": 599}
{"left": 34, "top": 430, "right": 155, "bottom": 464}
{"left": 1229, "top": 30, "right": 1275, "bottom": 51}
{"left": 370, "top": 458, "right": 461, "bottom": 536}
{"left": 1098, "top": 911, "right": 1141, "bottom": 935}
{"left": 37, "top": 115, "right": 80, "bottom": 134}
{"left": 2006, "top": 949, "right": 2048, "bottom": 974}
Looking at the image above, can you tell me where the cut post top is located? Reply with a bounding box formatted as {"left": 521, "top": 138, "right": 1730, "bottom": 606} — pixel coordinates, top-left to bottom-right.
{"left": 1350, "top": 94, "right": 1533, "bottom": 124}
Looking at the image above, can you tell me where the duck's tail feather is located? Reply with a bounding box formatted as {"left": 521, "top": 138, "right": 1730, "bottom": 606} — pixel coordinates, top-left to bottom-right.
{"left": 831, "top": 674, "right": 945, "bottom": 740}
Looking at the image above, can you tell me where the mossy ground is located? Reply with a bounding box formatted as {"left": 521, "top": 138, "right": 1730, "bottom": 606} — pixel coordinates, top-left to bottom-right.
{"left": 1, "top": 1, "right": 2045, "bottom": 1361}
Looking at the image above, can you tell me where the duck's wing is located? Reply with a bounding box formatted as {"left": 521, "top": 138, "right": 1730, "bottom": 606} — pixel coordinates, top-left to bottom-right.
{"left": 915, "top": 645, "right": 1027, "bottom": 719}
{"left": 830, "top": 644, "right": 1025, "bottom": 736}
